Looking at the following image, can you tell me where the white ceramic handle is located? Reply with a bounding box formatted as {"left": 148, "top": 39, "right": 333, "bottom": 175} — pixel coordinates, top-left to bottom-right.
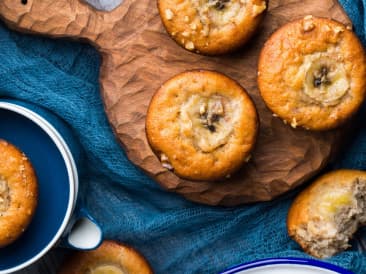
{"left": 67, "top": 216, "right": 103, "bottom": 250}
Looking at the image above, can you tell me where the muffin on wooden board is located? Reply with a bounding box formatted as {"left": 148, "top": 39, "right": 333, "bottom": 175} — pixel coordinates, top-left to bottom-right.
{"left": 0, "top": 139, "right": 38, "bottom": 247}
{"left": 146, "top": 70, "right": 258, "bottom": 181}
{"left": 158, "top": 0, "right": 267, "bottom": 55}
{"left": 287, "top": 170, "right": 366, "bottom": 258}
{"left": 58, "top": 240, "right": 153, "bottom": 274}
{"left": 258, "top": 16, "right": 366, "bottom": 130}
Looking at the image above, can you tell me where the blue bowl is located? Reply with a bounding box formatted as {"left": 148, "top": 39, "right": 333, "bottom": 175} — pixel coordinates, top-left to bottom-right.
{"left": 220, "top": 257, "right": 353, "bottom": 274}
{"left": 0, "top": 101, "right": 76, "bottom": 273}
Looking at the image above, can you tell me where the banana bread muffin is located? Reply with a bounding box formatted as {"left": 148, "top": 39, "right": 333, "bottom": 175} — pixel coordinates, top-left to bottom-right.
{"left": 0, "top": 139, "right": 38, "bottom": 247}
{"left": 146, "top": 70, "right": 258, "bottom": 181}
{"left": 258, "top": 16, "right": 366, "bottom": 130}
{"left": 158, "top": 0, "right": 267, "bottom": 55}
{"left": 288, "top": 169, "right": 366, "bottom": 258}
{"left": 58, "top": 240, "right": 153, "bottom": 274}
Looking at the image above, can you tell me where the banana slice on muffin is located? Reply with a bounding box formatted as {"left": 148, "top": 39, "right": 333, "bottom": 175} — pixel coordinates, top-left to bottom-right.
{"left": 58, "top": 240, "right": 153, "bottom": 274}
{"left": 287, "top": 170, "right": 366, "bottom": 258}
{"left": 146, "top": 70, "right": 258, "bottom": 181}
{"left": 302, "top": 56, "right": 349, "bottom": 106}
{"left": 158, "top": 0, "right": 267, "bottom": 55}
{"left": 258, "top": 16, "right": 366, "bottom": 130}
{"left": 0, "top": 139, "right": 38, "bottom": 247}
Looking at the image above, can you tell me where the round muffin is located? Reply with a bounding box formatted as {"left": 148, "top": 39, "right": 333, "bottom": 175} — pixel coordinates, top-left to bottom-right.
{"left": 58, "top": 240, "right": 153, "bottom": 274}
{"left": 258, "top": 16, "right": 366, "bottom": 130}
{"left": 146, "top": 70, "right": 258, "bottom": 181}
{"left": 287, "top": 169, "right": 366, "bottom": 258}
{"left": 158, "top": 0, "right": 267, "bottom": 55}
{"left": 0, "top": 139, "right": 38, "bottom": 247}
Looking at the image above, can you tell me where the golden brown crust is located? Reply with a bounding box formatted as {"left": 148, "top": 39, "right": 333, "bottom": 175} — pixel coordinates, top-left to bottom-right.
{"left": 287, "top": 169, "right": 366, "bottom": 257}
{"left": 258, "top": 16, "right": 366, "bottom": 131}
{"left": 158, "top": 0, "right": 267, "bottom": 55}
{"left": 0, "top": 139, "right": 38, "bottom": 247}
{"left": 146, "top": 70, "right": 258, "bottom": 181}
{"left": 58, "top": 240, "right": 153, "bottom": 274}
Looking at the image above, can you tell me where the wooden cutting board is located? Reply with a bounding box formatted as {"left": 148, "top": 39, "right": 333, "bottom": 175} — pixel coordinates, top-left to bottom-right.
{"left": 0, "top": 0, "right": 350, "bottom": 206}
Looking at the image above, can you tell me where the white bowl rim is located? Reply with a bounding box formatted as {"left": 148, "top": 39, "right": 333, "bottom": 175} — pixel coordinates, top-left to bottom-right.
{"left": 220, "top": 257, "right": 353, "bottom": 274}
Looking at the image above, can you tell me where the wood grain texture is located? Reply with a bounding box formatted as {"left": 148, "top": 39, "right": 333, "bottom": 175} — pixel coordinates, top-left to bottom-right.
{"left": 0, "top": 0, "right": 351, "bottom": 206}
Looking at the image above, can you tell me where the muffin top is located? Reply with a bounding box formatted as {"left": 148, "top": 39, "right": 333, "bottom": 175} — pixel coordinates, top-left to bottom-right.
{"left": 0, "top": 139, "right": 38, "bottom": 247}
{"left": 58, "top": 240, "right": 153, "bottom": 274}
{"left": 146, "top": 70, "right": 258, "bottom": 181}
{"left": 158, "top": 0, "right": 267, "bottom": 55}
{"left": 287, "top": 169, "right": 366, "bottom": 258}
{"left": 258, "top": 16, "right": 366, "bottom": 130}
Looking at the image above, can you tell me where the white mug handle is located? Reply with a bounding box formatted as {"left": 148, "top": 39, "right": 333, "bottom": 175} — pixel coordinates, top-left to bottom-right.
{"left": 62, "top": 207, "right": 103, "bottom": 250}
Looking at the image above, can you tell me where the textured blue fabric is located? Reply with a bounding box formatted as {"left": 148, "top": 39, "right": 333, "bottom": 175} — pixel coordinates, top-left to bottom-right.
{"left": 340, "top": 0, "right": 366, "bottom": 45}
{"left": 1, "top": 1, "right": 366, "bottom": 273}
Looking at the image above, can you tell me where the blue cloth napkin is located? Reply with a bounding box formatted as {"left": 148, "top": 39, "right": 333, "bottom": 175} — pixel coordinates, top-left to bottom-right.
{"left": 0, "top": 1, "right": 366, "bottom": 273}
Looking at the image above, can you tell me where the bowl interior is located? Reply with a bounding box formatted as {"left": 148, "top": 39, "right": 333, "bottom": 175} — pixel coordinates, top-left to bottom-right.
{"left": 0, "top": 107, "right": 71, "bottom": 271}
{"left": 231, "top": 264, "right": 341, "bottom": 274}
{"left": 221, "top": 258, "right": 352, "bottom": 274}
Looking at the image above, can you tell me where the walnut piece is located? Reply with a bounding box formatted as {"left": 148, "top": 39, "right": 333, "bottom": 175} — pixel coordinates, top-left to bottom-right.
{"left": 303, "top": 15, "right": 315, "bottom": 32}
{"left": 160, "top": 153, "right": 173, "bottom": 170}
{"left": 165, "top": 9, "right": 174, "bottom": 20}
